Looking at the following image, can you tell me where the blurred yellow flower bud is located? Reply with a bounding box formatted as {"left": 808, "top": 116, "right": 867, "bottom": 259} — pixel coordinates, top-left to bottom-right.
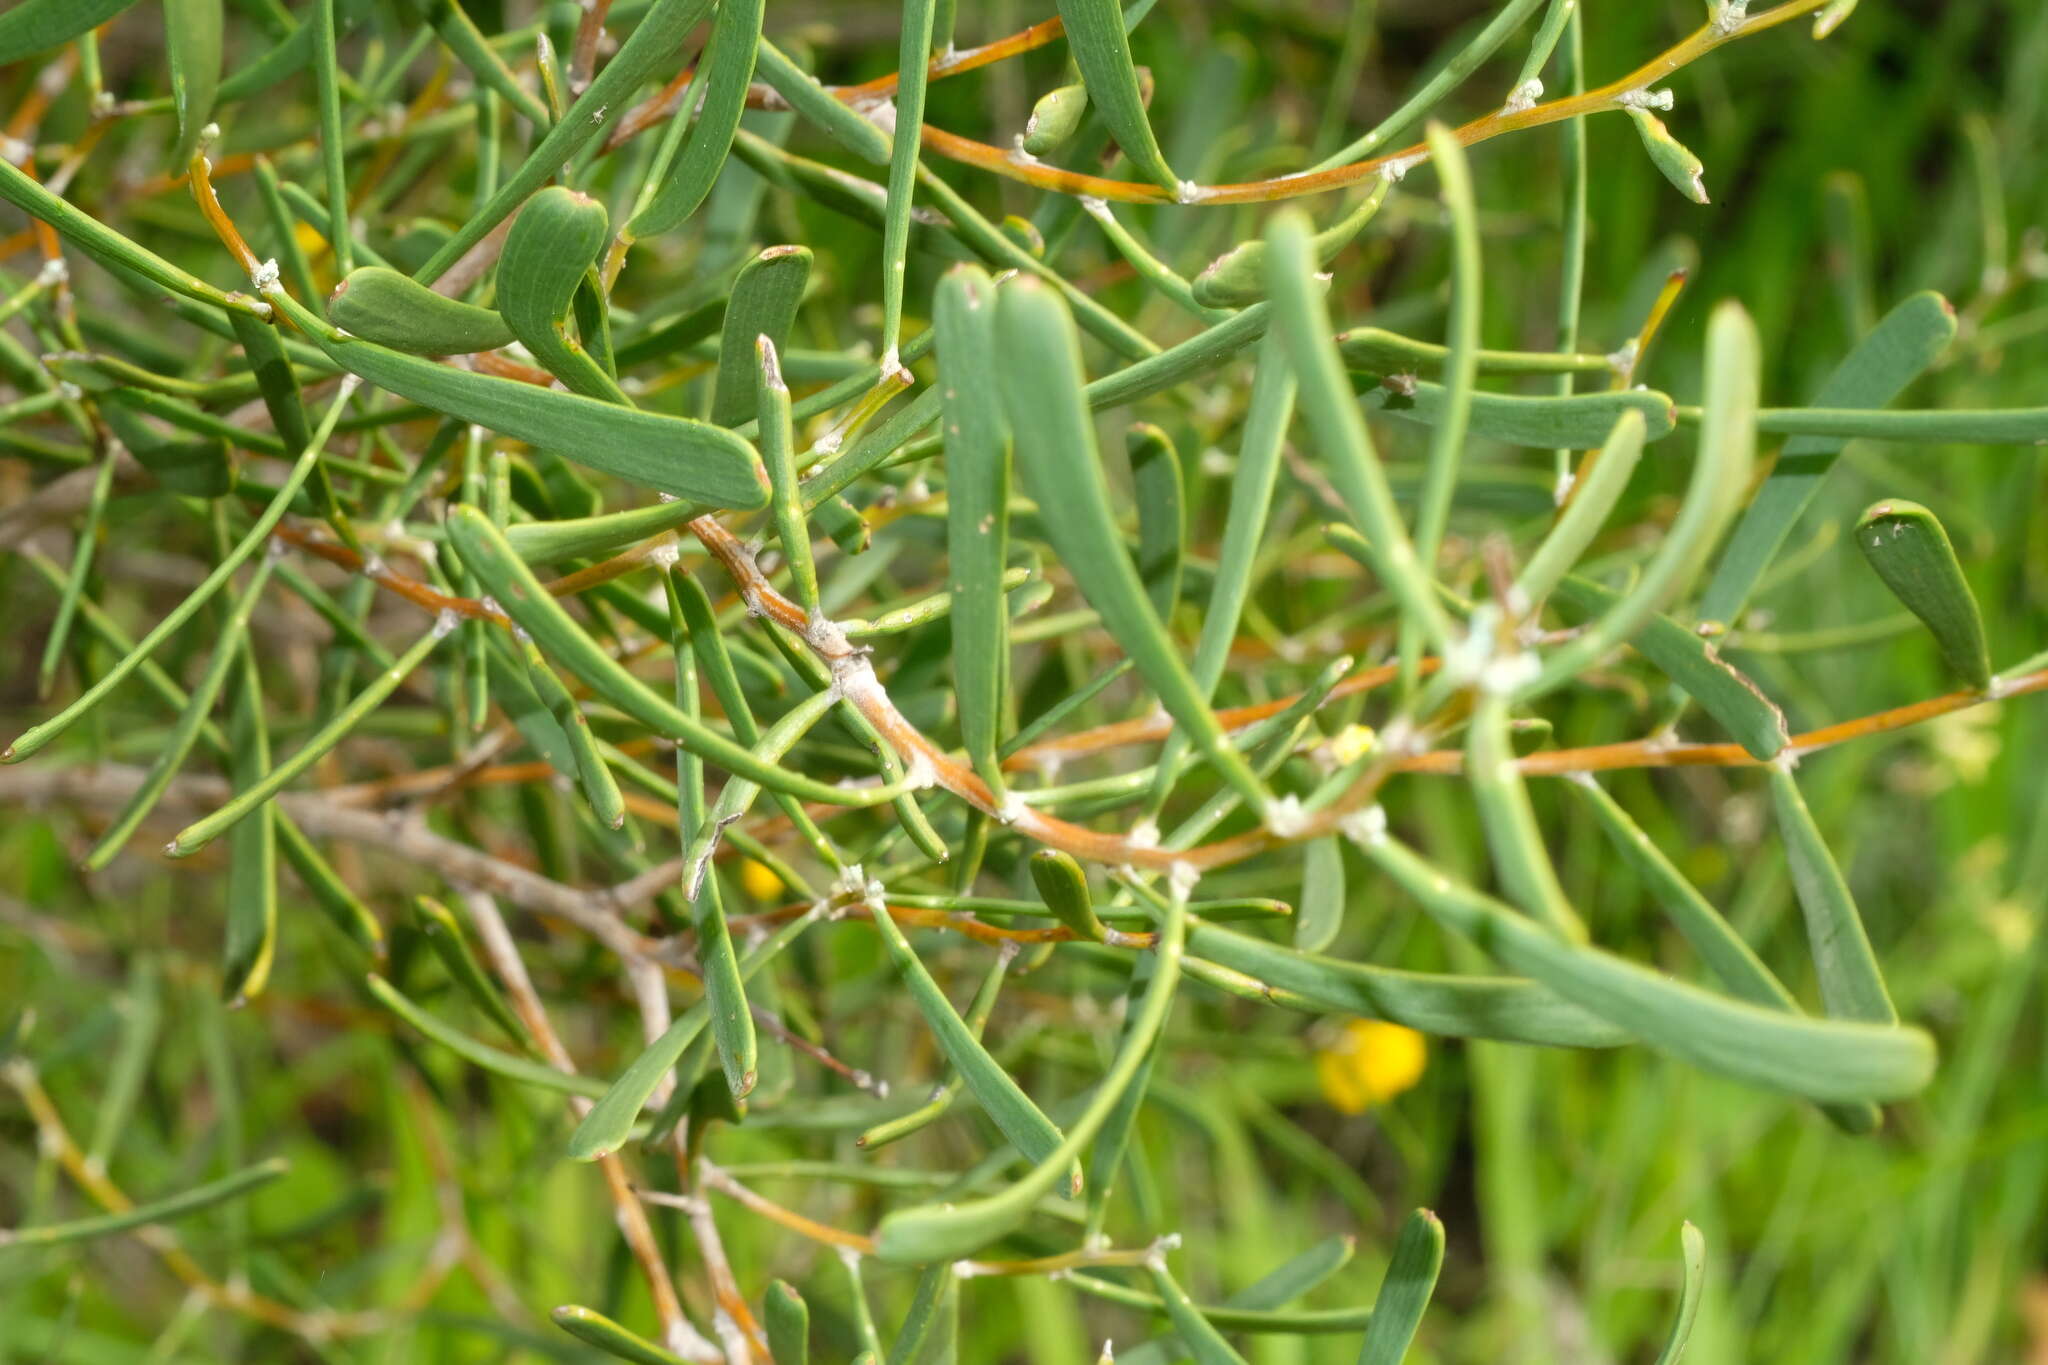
{"left": 738, "top": 858, "right": 782, "bottom": 902}
{"left": 1315, "top": 1019, "right": 1427, "bottom": 1113}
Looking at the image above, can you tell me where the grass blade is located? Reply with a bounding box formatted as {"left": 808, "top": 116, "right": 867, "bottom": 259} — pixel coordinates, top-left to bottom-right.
{"left": 0, "top": 1158, "right": 288, "bottom": 1250}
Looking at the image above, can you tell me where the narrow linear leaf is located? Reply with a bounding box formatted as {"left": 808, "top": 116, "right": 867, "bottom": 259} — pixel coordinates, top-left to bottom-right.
{"left": 0, "top": 1157, "right": 288, "bottom": 1250}
{"left": 449, "top": 510, "right": 909, "bottom": 807}
{"left": 1651, "top": 1223, "right": 1708, "bottom": 1365}
{"left": 1354, "top": 1209, "right": 1445, "bottom": 1365}
{"left": 550, "top": 1305, "right": 691, "bottom": 1365}
{"left": 82, "top": 550, "right": 277, "bottom": 870}
{"left": 1511, "top": 408, "right": 1647, "bottom": 607}
{"left": 406, "top": 0, "right": 550, "bottom": 126}
{"left": 1357, "top": 379, "right": 1676, "bottom": 448}
{"left": 6, "top": 378, "right": 358, "bottom": 763}
{"left": 874, "top": 891, "right": 1186, "bottom": 1263}
{"left": 1267, "top": 211, "right": 1453, "bottom": 649}
{"left": 765, "top": 1281, "right": 809, "bottom": 1365}
{"left": 868, "top": 893, "right": 1072, "bottom": 1176}
{"left": 170, "top": 618, "right": 449, "bottom": 857}
{"left": 713, "top": 246, "right": 811, "bottom": 426}
{"left": 628, "top": 0, "right": 763, "bottom": 238}
{"left": 570, "top": 909, "right": 818, "bottom": 1160}
{"left": 1854, "top": 498, "right": 1990, "bottom": 689}
{"left": 1357, "top": 831, "right": 1931, "bottom": 1103}
{"left": 498, "top": 187, "right": 623, "bottom": 402}
{"left": 0, "top": 0, "right": 137, "bottom": 65}
{"left": 328, "top": 266, "right": 516, "bottom": 355}
{"left": 1337, "top": 326, "right": 1609, "bottom": 377}
{"left": 416, "top": 0, "right": 720, "bottom": 279}
{"left": 1129, "top": 422, "right": 1184, "bottom": 619}
{"left": 1294, "top": 837, "right": 1346, "bottom": 954}
{"left": 879, "top": 0, "right": 938, "bottom": 360}
{"left": 1180, "top": 926, "right": 1630, "bottom": 1046}
{"left": 267, "top": 287, "right": 769, "bottom": 508}
{"left": 1563, "top": 773, "right": 1879, "bottom": 1134}
{"left": 995, "top": 276, "right": 1269, "bottom": 815}
{"left": 1148, "top": 1259, "right": 1252, "bottom": 1365}
{"left": 1768, "top": 765, "right": 1897, "bottom": 1025}
{"left": 754, "top": 38, "right": 894, "bottom": 165}
{"left": 1550, "top": 575, "right": 1788, "bottom": 760}
{"left": 366, "top": 973, "right": 608, "bottom": 1098}
{"left": 1526, "top": 300, "right": 1757, "bottom": 697}
{"left": 1057, "top": 0, "right": 1180, "bottom": 193}
{"left": 1119, "top": 1237, "right": 1357, "bottom": 1365}
{"left": 413, "top": 895, "right": 531, "bottom": 1051}
{"left": 935, "top": 264, "right": 1012, "bottom": 792}
{"left": 165, "top": 0, "right": 223, "bottom": 163}
{"left": 1702, "top": 290, "right": 1955, "bottom": 625}
{"left": 1466, "top": 693, "right": 1585, "bottom": 939}
{"left": 756, "top": 337, "right": 817, "bottom": 613}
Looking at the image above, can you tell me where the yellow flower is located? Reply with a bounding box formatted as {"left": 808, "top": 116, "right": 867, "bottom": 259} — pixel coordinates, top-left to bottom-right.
{"left": 1315, "top": 1019, "right": 1427, "bottom": 1114}
{"left": 737, "top": 858, "right": 783, "bottom": 902}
